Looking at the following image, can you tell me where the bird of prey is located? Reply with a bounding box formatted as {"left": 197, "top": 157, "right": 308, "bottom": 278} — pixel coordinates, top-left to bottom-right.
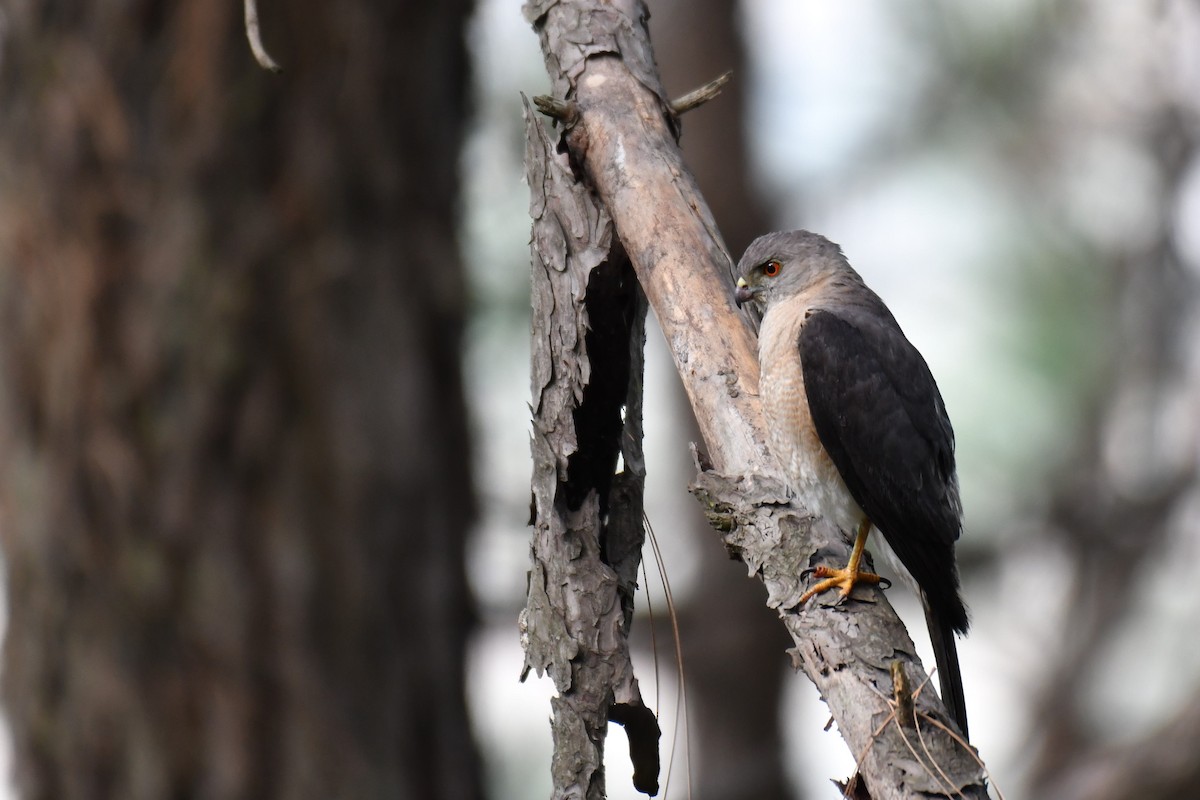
{"left": 734, "top": 230, "right": 970, "bottom": 737}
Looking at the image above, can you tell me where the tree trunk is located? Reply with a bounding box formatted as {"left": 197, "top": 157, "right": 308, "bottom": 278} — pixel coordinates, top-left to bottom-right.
{"left": 522, "top": 96, "right": 658, "bottom": 799}
{"left": 0, "top": 2, "right": 480, "bottom": 799}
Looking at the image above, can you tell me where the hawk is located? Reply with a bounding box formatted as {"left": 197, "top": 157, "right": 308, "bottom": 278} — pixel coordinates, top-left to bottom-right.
{"left": 734, "top": 230, "right": 970, "bottom": 737}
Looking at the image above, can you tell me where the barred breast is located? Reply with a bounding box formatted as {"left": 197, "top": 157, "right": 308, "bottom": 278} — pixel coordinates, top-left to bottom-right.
{"left": 757, "top": 299, "right": 865, "bottom": 536}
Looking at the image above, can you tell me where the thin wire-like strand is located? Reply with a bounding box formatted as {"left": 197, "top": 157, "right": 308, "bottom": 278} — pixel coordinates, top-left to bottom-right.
{"left": 641, "top": 556, "right": 661, "bottom": 717}
{"left": 644, "top": 513, "right": 692, "bottom": 799}
{"left": 922, "top": 716, "right": 1007, "bottom": 800}
{"left": 848, "top": 671, "right": 1003, "bottom": 800}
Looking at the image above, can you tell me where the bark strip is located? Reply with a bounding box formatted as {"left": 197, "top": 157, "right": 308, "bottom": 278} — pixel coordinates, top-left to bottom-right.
{"left": 521, "top": 94, "right": 658, "bottom": 799}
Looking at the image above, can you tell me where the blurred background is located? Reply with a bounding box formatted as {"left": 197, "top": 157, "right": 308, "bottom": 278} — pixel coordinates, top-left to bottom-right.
{"left": 1, "top": 1, "right": 1199, "bottom": 799}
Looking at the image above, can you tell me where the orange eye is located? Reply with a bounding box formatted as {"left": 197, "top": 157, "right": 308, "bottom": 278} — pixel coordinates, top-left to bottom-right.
{"left": 763, "top": 260, "right": 782, "bottom": 277}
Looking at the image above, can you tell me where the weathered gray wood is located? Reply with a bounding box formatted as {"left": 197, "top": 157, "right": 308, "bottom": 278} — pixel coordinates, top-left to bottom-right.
{"left": 522, "top": 0, "right": 994, "bottom": 797}
{"left": 693, "top": 471, "right": 987, "bottom": 799}
{"left": 521, "top": 93, "right": 659, "bottom": 800}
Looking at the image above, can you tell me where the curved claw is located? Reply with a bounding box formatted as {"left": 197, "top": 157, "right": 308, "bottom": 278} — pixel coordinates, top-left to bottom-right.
{"left": 798, "top": 518, "right": 889, "bottom": 608}
{"left": 797, "top": 563, "right": 888, "bottom": 607}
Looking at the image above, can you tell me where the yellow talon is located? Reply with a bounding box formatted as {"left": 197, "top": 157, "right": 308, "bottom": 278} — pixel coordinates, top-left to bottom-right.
{"left": 798, "top": 518, "right": 887, "bottom": 606}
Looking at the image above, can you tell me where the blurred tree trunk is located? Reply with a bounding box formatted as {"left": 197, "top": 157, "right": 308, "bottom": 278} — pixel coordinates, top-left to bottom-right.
{"left": 0, "top": 2, "right": 480, "bottom": 799}
{"left": 1027, "top": 104, "right": 1200, "bottom": 800}
{"left": 653, "top": 0, "right": 770, "bottom": 259}
{"left": 652, "top": 3, "right": 794, "bottom": 799}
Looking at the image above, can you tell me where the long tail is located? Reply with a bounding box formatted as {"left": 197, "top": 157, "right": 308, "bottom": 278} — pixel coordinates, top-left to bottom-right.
{"left": 923, "top": 594, "right": 969, "bottom": 740}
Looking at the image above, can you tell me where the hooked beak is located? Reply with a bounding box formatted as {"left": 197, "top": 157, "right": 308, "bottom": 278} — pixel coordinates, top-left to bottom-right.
{"left": 734, "top": 277, "right": 759, "bottom": 307}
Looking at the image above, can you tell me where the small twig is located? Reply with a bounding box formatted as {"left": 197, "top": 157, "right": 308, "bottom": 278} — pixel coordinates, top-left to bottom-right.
{"left": 890, "top": 660, "right": 917, "bottom": 729}
{"left": 849, "top": 671, "right": 960, "bottom": 800}
{"left": 922, "top": 716, "right": 1008, "bottom": 800}
{"left": 532, "top": 95, "right": 580, "bottom": 126}
{"left": 845, "top": 665, "right": 1006, "bottom": 800}
{"left": 244, "top": 0, "right": 282, "bottom": 73}
{"left": 843, "top": 667, "right": 940, "bottom": 799}
{"left": 913, "top": 716, "right": 969, "bottom": 800}
{"left": 669, "top": 70, "right": 733, "bottom": 115}
{"left": 842, "top": 709, "right": 895, "bottom": 799}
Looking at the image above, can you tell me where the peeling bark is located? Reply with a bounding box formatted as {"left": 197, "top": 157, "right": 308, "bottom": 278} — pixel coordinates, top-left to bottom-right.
{"left": 522, "top": 0, "right": 993, "bottom": 797}
{"left": 521, "top": 96, "right": 659, "bottom": 799}
{"left": 692, "top": 472, "right": 986, "bottom": 799}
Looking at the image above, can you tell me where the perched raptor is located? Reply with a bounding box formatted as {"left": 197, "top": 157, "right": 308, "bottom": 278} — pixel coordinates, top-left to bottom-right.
{"left": 734, "top": 230, "right": 970, "bottom": 737}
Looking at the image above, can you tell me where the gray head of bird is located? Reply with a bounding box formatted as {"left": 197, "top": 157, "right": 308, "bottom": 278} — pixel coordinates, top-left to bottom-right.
{"left": 734, "top": 230, "right": 859, "bottom": 310}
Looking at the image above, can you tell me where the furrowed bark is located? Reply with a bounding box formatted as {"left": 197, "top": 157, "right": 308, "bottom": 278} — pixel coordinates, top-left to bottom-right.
{"left": 522, "top": 1, "right": 993, "bottom": 797}
{"left": 521, "top": 93, "right": 659, "bottom": 799}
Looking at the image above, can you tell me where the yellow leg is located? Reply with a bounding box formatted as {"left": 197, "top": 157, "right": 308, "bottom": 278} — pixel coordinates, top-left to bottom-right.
{"left": 798, "top": 518, "right": 886, "bottom": 606}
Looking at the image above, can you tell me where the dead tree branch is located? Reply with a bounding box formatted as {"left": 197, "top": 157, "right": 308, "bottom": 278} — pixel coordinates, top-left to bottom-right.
{"left": 521, "top": 0, "right": 993, "bottom": 797}
{"left": 521, "top": 91, "right": 658, "bottom": 799}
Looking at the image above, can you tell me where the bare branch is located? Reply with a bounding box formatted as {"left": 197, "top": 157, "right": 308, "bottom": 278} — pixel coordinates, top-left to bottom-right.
{"left": 523, "top": 1, "right": 994, "bottom": 797}
{"left": 521, "top": 92, "right": 658, "bottom": 799}
{"left": 533, "top": 95, "right": 580, "bottom": 124}
{"left": 669, "top": 70, "right": 733, "bottom": 115}
{"left": 244, "top": 0, "right": 282, "bottom": 73}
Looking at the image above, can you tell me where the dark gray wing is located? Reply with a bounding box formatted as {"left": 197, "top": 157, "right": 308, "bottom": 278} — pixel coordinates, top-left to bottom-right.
{"left": 799, "top": 305, "right": 968, "bottom": 633}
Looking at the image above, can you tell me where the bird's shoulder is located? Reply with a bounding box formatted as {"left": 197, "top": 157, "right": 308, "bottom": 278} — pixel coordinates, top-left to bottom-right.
{"left": 798, "top": 295, "right": 937, "bottom": 405}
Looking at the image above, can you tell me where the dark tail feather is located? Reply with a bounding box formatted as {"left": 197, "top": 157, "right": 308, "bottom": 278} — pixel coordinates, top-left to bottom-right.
{"left": 923, "top": 594, "right": 969, "bottom": 740}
